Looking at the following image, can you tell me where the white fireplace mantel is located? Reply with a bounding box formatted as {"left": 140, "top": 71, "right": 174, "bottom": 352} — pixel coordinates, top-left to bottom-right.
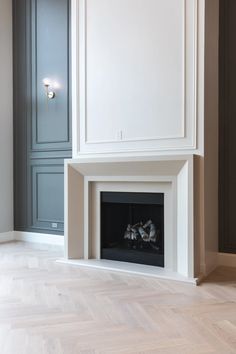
{"left": 63, "top": 155, "right": 197, "bottom": 283}
{"left": 64, "top": 0, "right": 219, "bottom": 284}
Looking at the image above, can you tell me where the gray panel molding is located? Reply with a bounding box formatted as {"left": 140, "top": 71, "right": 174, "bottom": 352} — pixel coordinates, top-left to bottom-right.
{"left": 13, "top": 0, "right": 72, "bottom": 236}
{"left": 30, "top": 150, "right": 72, "bottom": 160}
{"left": 31, "top": 0, "right": 71, "bottom": 151}
{"left": 31, "top": 163, "right": 64, "bottom": 232}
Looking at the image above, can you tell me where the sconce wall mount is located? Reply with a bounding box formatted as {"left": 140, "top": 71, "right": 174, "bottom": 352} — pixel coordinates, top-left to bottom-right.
{"left": 43, "top": 78, "right": 56, "bottom": 100}
{"left": 44, "top": 83, "right": 56, "bottom": 100}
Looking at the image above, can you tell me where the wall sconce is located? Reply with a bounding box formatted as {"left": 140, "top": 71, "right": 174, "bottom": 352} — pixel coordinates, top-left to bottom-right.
{"left": 43, "top": 78, "right": 56, "bottom": 100}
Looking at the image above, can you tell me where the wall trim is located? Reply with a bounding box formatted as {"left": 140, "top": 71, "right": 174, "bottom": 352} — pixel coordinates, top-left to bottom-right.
{"left": 0, "top": 231, "right": 64, "bottom": 246}
{"left": 218, "top": 252, "right": 236, "bottom": 268}
{"left": 73, "top": 0, "right": 198, "bottom": 156}
{"left": 14, "top": 231, "right": 64, "bottom": 246}
{"left": 0, "top": 232, "right": 15, "bottom": 243}
{"left": 200, "top": 261, "right": 218, "bottom": 277}
{"left": 4, "top": 233, "right": 235, "bottom": 269}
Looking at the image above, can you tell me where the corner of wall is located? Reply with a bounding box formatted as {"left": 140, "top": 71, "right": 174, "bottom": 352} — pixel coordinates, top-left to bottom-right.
{"left": 0, "top": 0, "right": 13, "bottom": 234}
{"left": 203, "top": 0, "right": 219, "bottom": 275}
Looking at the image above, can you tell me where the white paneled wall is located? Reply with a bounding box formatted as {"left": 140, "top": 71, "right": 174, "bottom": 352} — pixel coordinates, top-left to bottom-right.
{"left": 72, "top": 0, "right": 201, "bottom": 157}
{"left": 68, "top": 0, "right": 219, "bottom": 280}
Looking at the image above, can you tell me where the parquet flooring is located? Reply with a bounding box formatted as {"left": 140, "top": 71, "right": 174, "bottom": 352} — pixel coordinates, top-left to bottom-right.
{"left": 0, "top": 242, "right": 236, "bottom": 354}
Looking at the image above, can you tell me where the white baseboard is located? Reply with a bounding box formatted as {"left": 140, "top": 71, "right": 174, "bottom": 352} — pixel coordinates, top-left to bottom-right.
{"left": 1, "top": 233, "right": 235, "bottom": 268}
{"left": 0, "top": 231, "right": 64, "bottom": 246}
{"left": 14, "top": 231, "right": 64, "bottom": 246}
{"left": 199, "top": 251, "right": 218, "bottom": 277}
{"left": 218, "top": 252, "right": 236, "bottom": 268}
{"left": 0, "top": 231, "right": 15, "bottom": 243}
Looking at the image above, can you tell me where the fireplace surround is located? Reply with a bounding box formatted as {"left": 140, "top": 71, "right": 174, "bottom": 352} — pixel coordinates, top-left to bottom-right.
{"left": 63, "top": 155, "right": 196, "bottom": 283}
{"left": 61, "top": 0, "right": 219, "bottom": 284}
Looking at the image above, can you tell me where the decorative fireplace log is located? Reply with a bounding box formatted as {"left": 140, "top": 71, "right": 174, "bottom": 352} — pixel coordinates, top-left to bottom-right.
{"left": 143, "top": 220, "right": 152, "bottom": 228}
{"left": 124, "top": 224, "right": 132, "bottom": 240}
{"left": 130, "top": 227, "right": 140, "bottom": 241}
{"left": 138, "top": 226, "right": 149, "bottom": 241}
{"left": 149, "top": 222, "right": 158, "bottom": 243}
{"left": 123, "top": 219, "right": 159, "bottom": 245}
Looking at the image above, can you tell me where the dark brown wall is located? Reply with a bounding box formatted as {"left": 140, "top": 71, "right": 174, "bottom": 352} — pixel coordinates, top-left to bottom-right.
{"left": 219, "top": 0, "right": 236, "bottom": 253}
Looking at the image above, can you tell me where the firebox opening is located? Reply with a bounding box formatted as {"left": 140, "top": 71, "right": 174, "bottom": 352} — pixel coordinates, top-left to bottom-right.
{"left": 101, "top": 192, "right": 164, "bottom": 267}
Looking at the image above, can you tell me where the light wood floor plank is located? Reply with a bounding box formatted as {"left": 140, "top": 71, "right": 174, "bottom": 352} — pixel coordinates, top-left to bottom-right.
{"left": 0, "top": 242, "right": 235, "bottom": 354}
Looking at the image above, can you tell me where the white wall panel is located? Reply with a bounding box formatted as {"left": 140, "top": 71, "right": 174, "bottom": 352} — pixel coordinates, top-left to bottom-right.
{"left": 74, "top": 0, "right": 198, "bottom": 156}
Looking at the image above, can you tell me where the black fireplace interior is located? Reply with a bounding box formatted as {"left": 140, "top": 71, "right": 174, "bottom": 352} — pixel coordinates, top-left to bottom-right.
{"left": 101, "top": 192, "right": 164, "bottom": 267}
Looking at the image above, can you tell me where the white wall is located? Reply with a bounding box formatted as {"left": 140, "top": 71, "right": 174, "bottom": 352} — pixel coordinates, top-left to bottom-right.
{"left": 0, "top": 0, "right": 13, "bottom": 233}
{"left": 73, "top": 0, "right": 200, "bottom": 157}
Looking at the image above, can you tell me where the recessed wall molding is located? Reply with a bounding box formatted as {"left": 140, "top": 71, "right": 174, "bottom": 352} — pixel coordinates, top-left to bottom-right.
{"left": 31, "top": 163, "right": 64, "bottom": 232}
{"left": 72, "top": 0, "right": 199, "bottom": 157}
{"left": 13, "top": 0, "right": 72, "bottom": 234}
{"left": 31, "top": 0, "right": 71, "bottom": 151}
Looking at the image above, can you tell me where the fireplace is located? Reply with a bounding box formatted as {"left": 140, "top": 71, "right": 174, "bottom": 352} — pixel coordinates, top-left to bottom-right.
{"left": 101, "top": 192, "right": 164, "bottom": 267}
{"left": 64, "top": 157, "right": 195, "bottom": 282}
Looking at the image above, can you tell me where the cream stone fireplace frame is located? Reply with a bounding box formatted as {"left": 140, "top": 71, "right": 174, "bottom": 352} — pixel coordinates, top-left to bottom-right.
{"left": 64, "top": 0, "right": 219, "bottom": 284}
{"left": 64, "top": 156, "right": 196, "bottom": 282}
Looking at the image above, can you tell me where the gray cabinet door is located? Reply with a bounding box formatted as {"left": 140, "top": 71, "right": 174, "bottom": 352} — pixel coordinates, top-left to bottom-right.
{"left": 13, "top": 0, "right": 71, "bottom": 235}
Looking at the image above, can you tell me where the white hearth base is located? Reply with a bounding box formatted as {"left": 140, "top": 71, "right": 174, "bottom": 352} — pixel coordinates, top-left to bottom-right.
{"left": 57, "top": 259, "right": 199, "bottom": 285}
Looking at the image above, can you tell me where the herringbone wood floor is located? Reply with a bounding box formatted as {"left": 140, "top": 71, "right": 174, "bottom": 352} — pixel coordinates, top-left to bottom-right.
{"left": 0, "top": 242, "right": 235, "bottom": 354}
